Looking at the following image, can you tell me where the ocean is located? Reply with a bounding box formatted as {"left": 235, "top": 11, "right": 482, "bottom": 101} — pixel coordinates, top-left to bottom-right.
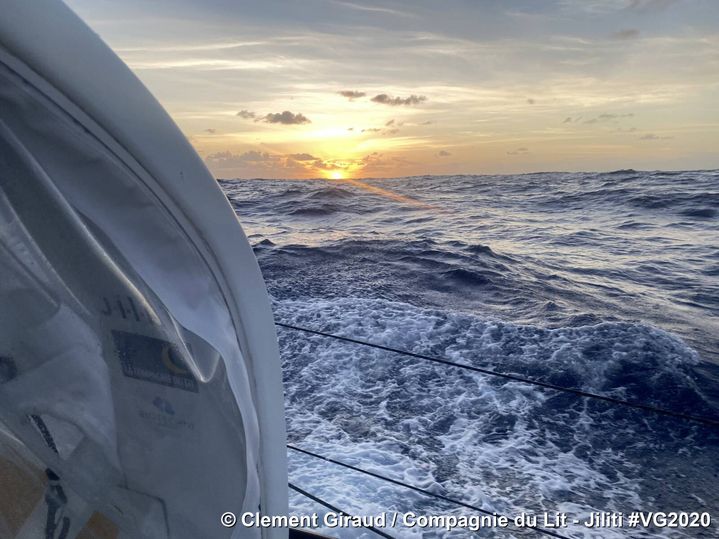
{"left": 222, "top": 170, "right": 719, "bottom": 538}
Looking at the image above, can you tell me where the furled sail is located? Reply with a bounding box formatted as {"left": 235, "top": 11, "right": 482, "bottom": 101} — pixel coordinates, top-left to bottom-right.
{"left": 0, "top": 1, "right": 287, "bottom": 537}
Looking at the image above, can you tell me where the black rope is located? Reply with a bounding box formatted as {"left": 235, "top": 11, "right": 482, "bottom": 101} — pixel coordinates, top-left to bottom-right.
{"left": 30, "top": 415, "right": 70, "bottom": 539}
{"left": 30, "top": 414, "right": 59, "bottom": 454}
{"left": 289, "top": 445, "right": 569, "bottom": 539}
{"left": 276, "top": 322, "right": 719, "bottom": 428}
{"left": 44, "top": 469, "right": 70, "bottom": 539}
{"left": 288, "top": 483, "right": 395, "bottom": 539}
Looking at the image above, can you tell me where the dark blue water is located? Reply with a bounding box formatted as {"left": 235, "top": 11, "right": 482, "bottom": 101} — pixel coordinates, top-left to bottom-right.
{"left": 222, "top": 170, "right": 719, "bottom": 538}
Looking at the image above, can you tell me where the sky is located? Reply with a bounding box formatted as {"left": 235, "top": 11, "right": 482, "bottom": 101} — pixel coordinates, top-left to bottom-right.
{"left": 64, "top": 0, "right": 719, "bottom": 179}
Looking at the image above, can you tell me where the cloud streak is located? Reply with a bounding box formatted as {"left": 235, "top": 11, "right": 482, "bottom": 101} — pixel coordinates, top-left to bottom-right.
{"left": 204, "top": 148, "right": 417, "bottom": 179}
{"left": 330, "top": 0, "right": 412, "bottom": 18}
{"left": 612, "top": 29, "right": 641, "bottom": 40}
{"left": 639, "top": 133, "right": 673, "bottom": 140}
{"left": 371, "top": 93, "right": 427, "bottom": 106}
{"left": 338, "top": 90, "right": 367, "bottom": 100}
{"left": 261, "top": 111, "right": 311, "bottom": 125}
{"left": 582, "top": 113, "right": 634, "bottom": 124}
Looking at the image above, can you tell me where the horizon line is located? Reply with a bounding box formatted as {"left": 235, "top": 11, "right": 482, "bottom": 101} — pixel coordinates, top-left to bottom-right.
{"left": 216, "top": 166, "right": 718, "bottom": 182}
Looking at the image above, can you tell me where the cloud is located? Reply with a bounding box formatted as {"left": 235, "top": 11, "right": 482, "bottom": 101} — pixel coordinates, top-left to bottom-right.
{"left": 371, "top": 94, "right": 427, "bottom": 106}
{"left": 204, "top": 149, "right": 418, "bottom": 180}
{"left": 239, "top": 109, "right": 311, "bottom": 124}
{"left": 612, "top": 29, "right": 641, "bottom": 40}
{"left": 639, "top": 133, "right": 673, "bottom": 140}
{"left": 507, "top": 147, "right": 530, "bottom": 156}
{"left": 583, "top": 113, "right": 634, "bottom": 124}
{"left": 311, "top": 159, "right": 343, "bottom": 171}
{"left": 261, "top": 111, "right": 311, "bottom": 125}
{"left": 627, "top": 0, "right": 676, "bottom": 12}
{"left": 385, "top": 119, "right": 395, "bottom": 126}
{"left": 560, "top": 0, "right": 675, "bottom": 14}
{"left": 437, "top": 150, "right": 451, "bottom": 157}
{"left": 355, "top": 151, "right": 408, "bottom": 177}
{"left": 338, "top": 90, "right": 366, "bottom": 100}
{"left": 206, "top": 150, "right": 275, "bottom": 165}
{"left": 361, "top": 125, "right": 400, "bottom": 135}
{"left": 331, "top": 1, "right": 411, "bottom": 17}
{"left": 204, "top": 150, "right": 325, "bottom": 178}
{"left": 204, "top": 128, "right": 216, "bottom": 134}
{"left": 527, "top": 98, "right": 536, "bottom": 105}
{"left": 288, "top": 153, "right": 318, "bottom": 161}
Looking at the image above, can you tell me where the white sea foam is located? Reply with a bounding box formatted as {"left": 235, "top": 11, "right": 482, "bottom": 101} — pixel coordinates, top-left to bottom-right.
{"left": 278, "top": 297, "right": 712, "bottom": 538}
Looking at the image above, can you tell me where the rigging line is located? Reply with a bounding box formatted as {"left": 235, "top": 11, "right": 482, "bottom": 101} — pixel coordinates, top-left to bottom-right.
{"left": 276, "top": 322, "right": 719, "bottom": 429}
{"left": 288, "top": 445, "right": 569, "bottom": 539}
{"left": 288, "top": 483, "right": 395, "bottom": 539}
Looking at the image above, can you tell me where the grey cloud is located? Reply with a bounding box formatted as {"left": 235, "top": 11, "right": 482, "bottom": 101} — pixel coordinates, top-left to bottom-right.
{"left": 565, "top": 113, "right": 633, "bottom": 125}
{"left": 385, "top": 119, "right": 395, "bottom": 126}
{"left": 339, "top": 90, "right": 367, "bottom": 100}
{"left": 331, "top": 1, "right": 411, "bottom": 18}
{"left": 627, "top": 0, "right": 676, "bottom": 12}
{"left": 312, "top": 159, "right": 342, "bottom": 171}
{"left": 237, "top": 110, "right": 256, "bottom": 119}
{"left": 204, "top": 128, "right": 216, "bottom": 134}
{"left": 204, "top": 150, "right": 324, "bottom": 178}
{"left": 527, "top": 98, "right": 536, "bottom": 105}
{"left": 206, "top": 150, "right": 274, "bottom": 164}
{"left": 612, "top": 29, "right": 640, "bottom": 40}
{"left": 261, "top": 111, "right": 311, "bottom": 124}
{"left": 600, "top": 113, "right": 633, "bottom": 120}
{"left": 371, "top": 94, "right": 427, "bottom": 106}
{"left": 361, "top": 126, "right": 400, "bottom": 135}
{"left": 639, "top": 133, "right": 673, "bottom": 140}
{"left": 289, "top": 153, "right": 318, "bottom": 161}
{"left": 361, "top": 152, "right": 382, "bottom": 164}
{"left": 584, "top": 113, "right": 634, "bottom": 124}
{"left": 437, "top": 150, "right": 451, "bottom": 157}
{"left": 561, "top": 0, "right": 675, "bottom": 13}
{"left": 507, "top": 147, "right": 529, "bottom": 156}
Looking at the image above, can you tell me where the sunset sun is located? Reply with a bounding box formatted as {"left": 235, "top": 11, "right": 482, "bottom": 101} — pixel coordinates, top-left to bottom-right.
{"left": 329, "top": 170, "right": 345, "bottom": 180}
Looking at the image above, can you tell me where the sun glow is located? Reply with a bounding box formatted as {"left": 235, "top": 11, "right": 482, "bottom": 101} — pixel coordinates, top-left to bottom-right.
{"left": 329, "top": 170, "right": 345, "bottom": 180}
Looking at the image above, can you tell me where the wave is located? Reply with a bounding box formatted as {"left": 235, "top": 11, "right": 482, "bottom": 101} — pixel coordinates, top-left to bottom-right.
{"left": 307, "top": 186, "right": 356, "bottom": 200}
{"left": 254, "top": 238, "right": 524, "bottom": 307}
{"left": 680, "top": 207, "right": 717, "bottom": 219}
{"left": 226, "top": 171, "right": 719, "bottom": 536}
{"left": 288, "top": 204, "right": 346, "bottom": 217}
{"left": 279, "top": 297, "right": 719, "bottom": 538}
{"left": 276, "top": 297, "right": 710, "bottom": 411}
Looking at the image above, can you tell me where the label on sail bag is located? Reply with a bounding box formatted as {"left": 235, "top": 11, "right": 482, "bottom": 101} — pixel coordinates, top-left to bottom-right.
{"left": 112, "top": 331, "right": 198, "bottom": 393}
